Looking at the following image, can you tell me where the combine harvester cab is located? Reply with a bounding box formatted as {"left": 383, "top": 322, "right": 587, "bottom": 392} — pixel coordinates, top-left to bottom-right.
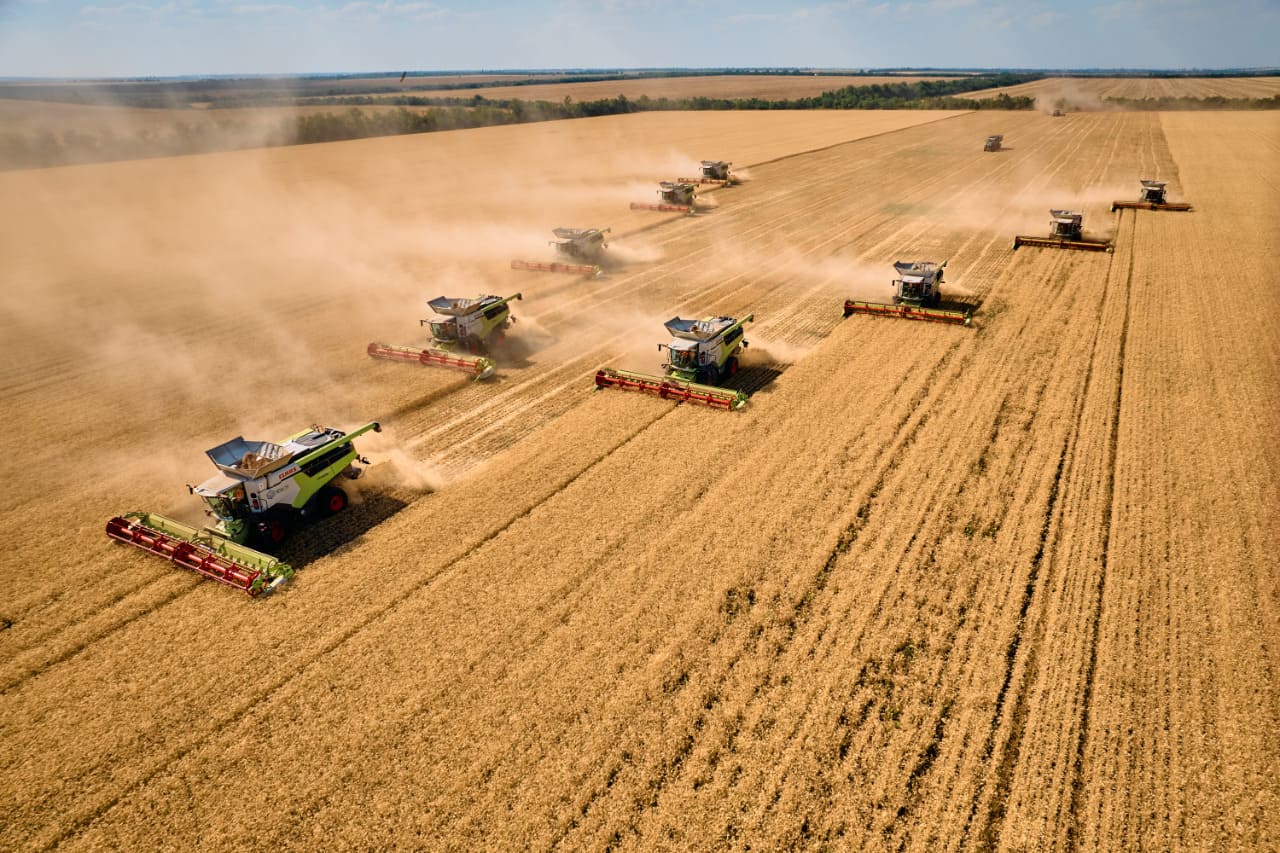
{"left": 1111, "top": 179, "right": 1192, "bottom": 212}
{"left": 679, "top": 160, "right": 737, "bottom": 185}
{"left": 1013, "top": 210, "right": 1113, "bottom": 253}
{"left": 511, "top": 227, "right": 609, "bottom": 278}
{"left": 843, "top": 261, "right": 972, "bottom": 326}
{"left": 105, "top": 421, "right": 382, "bottom": 596}
{"left": 983, "top": 135, "right": 1004, "bottom": 152}
{"left": 595, "top": 314, "right": 753, "bottom": 411}
{"left": 631, "top": 181, "right": 697, "bottom": 214}
{"left": 368, "top": 293, "right": 522, "bottom": 380}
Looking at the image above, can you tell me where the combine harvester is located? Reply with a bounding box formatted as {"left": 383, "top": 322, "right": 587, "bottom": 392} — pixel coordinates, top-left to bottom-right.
{"left": 106, "top": 421, "right": 382, "bottom": 596}
{"left": 1111, "top": 180, "right": 1192, "bottom": 212}
{"left": 631, "top": 181, "right": 699, "bottom": 214}
{"left": 678, "top": 160, "right": 737, "bottom": 185}
{"left": 595, "top": 314, "right": 753, "bottom": 411}
{"left": 1013, "top": 210, "right": 1113, "bottom": 253}
{"left": 984, "top": 134, "right": 1004, "bottom": 152}
{"left": 367, "top": 293, "right": 521, "bottom": 380}
{"left": 511, "top": 227, "right": 609, "bottom": 277}
{"left": 843, "top": 261, "right": 972, "bottom": 326}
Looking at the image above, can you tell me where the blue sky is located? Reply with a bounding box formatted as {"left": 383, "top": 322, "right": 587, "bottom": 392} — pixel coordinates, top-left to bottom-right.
{"left": 1, "top": 0, "right": 1276, "bottom": 78}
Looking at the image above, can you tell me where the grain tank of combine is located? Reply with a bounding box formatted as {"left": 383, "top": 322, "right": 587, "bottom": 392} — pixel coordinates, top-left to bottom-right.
{"left": 511, "top": 227, "right": 609, "bottom": 277}
{"left": 843, "top": 261, "right": 972, "bottom": 326}
{"left": 594, "top": 314, "right": 753, "bottom": 411}
{"left": 1013, "top": 210, "right": 1113, "bottom": 252}
{"left": 1111, "top": 180, "right": 1192, "bottom": 212}
{"left": 367, "top": 293, "right": 522, "bottom": 380}
{"left": 106, "top": 421, "right": 382, "bottom": 596}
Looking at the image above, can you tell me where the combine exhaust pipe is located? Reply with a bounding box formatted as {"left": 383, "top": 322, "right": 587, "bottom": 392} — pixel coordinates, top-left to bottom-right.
{"left": 843, "top": 300, "right": 972, "bottom": 326}
{"left": 105, "top": 512, "right": 293, "bottom": 596}
{"left": 510, "top": 259, "right": 602, "bottom": 277}
{"left": 366, "top": 342, "right": 495, "bottom": 379}
{"left": 594, "top": 368, "right": 748, "bottom": 411}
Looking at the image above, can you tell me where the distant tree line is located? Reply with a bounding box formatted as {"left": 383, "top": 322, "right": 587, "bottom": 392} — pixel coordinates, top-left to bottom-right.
{"left": 1100, "top": 94, "right": 1280, "bottom": 110}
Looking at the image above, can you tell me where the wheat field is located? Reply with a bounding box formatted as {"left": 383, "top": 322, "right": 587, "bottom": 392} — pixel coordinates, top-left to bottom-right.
{"left": 1, "top": 106, "right": 1276, "bottom": 850}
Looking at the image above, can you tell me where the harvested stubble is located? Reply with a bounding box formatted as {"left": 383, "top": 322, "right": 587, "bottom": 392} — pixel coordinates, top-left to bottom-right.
{"left": 0, "top": 107, "right": 1276, "bottom": 851}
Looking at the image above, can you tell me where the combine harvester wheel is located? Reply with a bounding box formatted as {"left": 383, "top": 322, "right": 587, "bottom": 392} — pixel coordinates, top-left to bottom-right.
{"left": 594, "top": 368, "right": 748, "bottom": 411}
{"left": 106, "top": 512, "right": 293, "bottom": 596}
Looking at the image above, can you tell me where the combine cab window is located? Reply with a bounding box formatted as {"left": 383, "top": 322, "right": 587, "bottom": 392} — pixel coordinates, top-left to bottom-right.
{"left": 670, "top": 349, "right": 695, "bottom": 369}
{"left": 203, "top": 495, "right": 240, "bottom": 522}
{"left": 430, "top": 320, "right": 458, "bottom": 341}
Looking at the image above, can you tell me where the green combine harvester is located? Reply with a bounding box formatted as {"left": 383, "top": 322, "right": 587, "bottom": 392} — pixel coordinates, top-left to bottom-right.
{"left": 105, "top": 421, "right": 381, "bottom": 596}
{"left": 595, "top": 314, "right": 753, "bottom": 411}
{"left": 843, "top": 261, "right": 973, "bottom": 326}
{"left": 679, "top": 160, "right": 738, "bottom": 185}
{"left": 367, "top": 293, "right": 521, "bottom": 380}
{"left": 1013, "top": 210, "right": 1113, "bottom": 252}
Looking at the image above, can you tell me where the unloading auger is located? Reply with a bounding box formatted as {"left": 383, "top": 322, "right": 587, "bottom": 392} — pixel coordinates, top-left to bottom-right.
{"left": 594, "top": 314, "right": 752, "bottom": 411}
{"left": 106, "top": 421, "right": 382, "bottom": 596}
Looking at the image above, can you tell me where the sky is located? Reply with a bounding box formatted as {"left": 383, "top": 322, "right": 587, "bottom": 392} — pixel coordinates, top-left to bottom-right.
{"left": 0, "top": 0, "right": 1276, "bottom": 78}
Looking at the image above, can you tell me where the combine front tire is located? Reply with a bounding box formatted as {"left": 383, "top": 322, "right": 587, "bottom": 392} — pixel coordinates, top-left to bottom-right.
{"left": 257, "top": 518, "right": 289, "bottom": 547}
{"left": 321, "top": 486, "right": 348, "bottom": 515}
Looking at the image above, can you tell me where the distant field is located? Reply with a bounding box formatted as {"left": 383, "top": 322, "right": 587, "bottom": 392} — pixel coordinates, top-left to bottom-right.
{"left": 0, "top": 98, "right": 440, "bottom": 133}
{"left": 966, "top": 76, "right": 1280, "bottom": 104}
{"left": 351, "top": 74, "right": 958, "bottom": 103}
{"left": 0, "top": 73, "right": 537, "bottom": 107}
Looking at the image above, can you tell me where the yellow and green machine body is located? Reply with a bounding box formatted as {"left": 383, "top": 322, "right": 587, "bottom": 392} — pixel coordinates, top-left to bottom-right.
{"left": 595, "top": 314, "right": 753, "bottom": 411}
{"left": 368, "top": 293, "right": 522, "bottom": 380}
{"left": 105, "top": 421, "right": 381, "bottom": 596}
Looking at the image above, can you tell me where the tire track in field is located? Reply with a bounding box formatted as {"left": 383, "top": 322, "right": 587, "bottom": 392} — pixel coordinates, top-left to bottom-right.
{"left": 964, "top": 198, "right": 1139, "bottom": 853}
{"left": 563, "top": 114, "right": 1121, "bottom": 845}
{"left": 737, "top": 250, "right": 1084, "bottom": 846}
{"left": 706, "top": 112, "right": 1146, "bottom": 845}
{"left": 1066, "top": 207, "right": 1136, "bottom": 852}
